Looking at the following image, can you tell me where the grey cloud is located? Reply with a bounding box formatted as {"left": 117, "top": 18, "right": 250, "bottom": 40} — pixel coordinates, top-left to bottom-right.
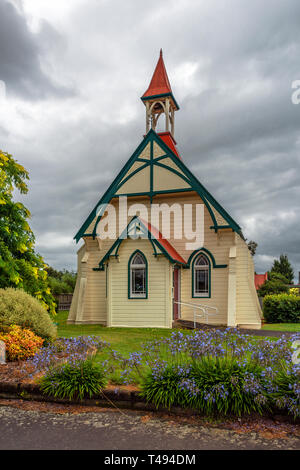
{"left": 0, "top": 1, "right": 73, "bottom": 99}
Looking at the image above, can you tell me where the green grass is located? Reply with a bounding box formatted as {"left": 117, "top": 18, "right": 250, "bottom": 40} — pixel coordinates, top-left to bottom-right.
{"left": 262, "top": 323, "right": 300, "bottom": 332}
{"left": 55, "top": 310, "right": 188, "bottom": 357}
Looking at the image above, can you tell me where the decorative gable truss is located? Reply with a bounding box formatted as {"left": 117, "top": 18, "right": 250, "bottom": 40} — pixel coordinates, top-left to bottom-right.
{"left": 93, "top": 216, "right": 187, "bottom": 271}
{"left": 74, "top": 129, "right": 242, "bottom": 242}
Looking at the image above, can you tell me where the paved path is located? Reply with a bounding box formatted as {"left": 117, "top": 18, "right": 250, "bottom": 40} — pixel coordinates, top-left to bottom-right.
{"left": 0, "top": 405, "right": 299, "bottom": 450}
{"left": 176, "top": 321, "right": 299, "bottom": 338}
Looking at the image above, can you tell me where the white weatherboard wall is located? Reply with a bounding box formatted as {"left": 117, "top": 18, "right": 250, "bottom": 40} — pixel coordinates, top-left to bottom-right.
{"left": 235, "top": 234, "right": 262, "bottom": 329}
{"left": 107, "top": 238, "right": 173, "bottom": 328}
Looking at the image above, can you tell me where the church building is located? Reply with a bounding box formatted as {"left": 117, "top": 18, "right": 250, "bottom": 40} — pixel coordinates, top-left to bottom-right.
{"left": 68, "top": 51, "right": 262, "bottom": 329}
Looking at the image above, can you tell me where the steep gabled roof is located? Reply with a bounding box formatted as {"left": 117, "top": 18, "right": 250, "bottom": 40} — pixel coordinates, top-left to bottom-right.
{"left": 157, "top": 132, "right": 181, "bottom": 159}
{"left": 94, "top": 216, "right": 188, "bottom": 270}
{"left": 142, "top": 49, "right": 172, "bottom": 98}
{"left": 140, "top": 218, "right": 186, "bottom": 265}
{"left": 74, "top": 129, "right": 242, "bottom": 242}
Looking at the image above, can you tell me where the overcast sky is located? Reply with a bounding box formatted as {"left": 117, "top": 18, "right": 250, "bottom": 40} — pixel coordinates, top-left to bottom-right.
{"left": 0, "top": 0, "right": 299, "bottom": 280}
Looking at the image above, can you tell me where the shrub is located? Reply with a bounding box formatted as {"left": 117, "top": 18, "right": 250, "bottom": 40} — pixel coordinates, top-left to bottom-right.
{"left": 141, "top": 358, "right": 269, "bottom": 416}
{"left": 0, "top": 288, "right": 57, "bottom": 340}
{"left": 39, "top": 359, "right": 107, "bottom": 400}
{"left": 0, "top": 325, "right": 44, "bottom": 361}
{"left": 258, "top": 273, "right": 289, "bottom": 297}
{"left": 269, "top": 363, "right": 300, "bottom": 419}
{"left": 28, "top": 336, "right": 109, "bottom": 375}
{"left": 140, "top": 363, "right": 189, "bottom": 409}
{"left": 187, "top": 357, "right": 268, "bottom": 416}
{"left": 263, "top": 294, "right": 300, "bottom": 323}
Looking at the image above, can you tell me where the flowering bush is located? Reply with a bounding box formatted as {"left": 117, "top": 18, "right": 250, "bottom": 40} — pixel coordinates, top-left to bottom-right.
{"left": 270, "top": 363, "right": 300, "bottom": 418}
{"left": 39, "top": 359, "right": 107, "bottom": 401}
{"left": 141, "top": 357, "right": 268, "bottom": 416}
{"left": 0, "top": 325, "right": 44, "bottom": 361}
{"left": 25, "top": 335, "right": 109, "bottom": 376}
{"left": 141, "top": 363, "right": 190, "bottom": 409}
{"left": 107, "top": 329, "right": 300, "bottom": 418}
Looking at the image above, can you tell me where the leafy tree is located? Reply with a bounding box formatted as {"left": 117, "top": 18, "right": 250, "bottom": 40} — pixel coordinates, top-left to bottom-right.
{"left": 47, "top": 277, "right": 71, "bottom": 297}
{"left": 247, "top": 240, "right": 258, "bottom": 256}
{"left": 0, "top": 150, "right": 56, "bottom": 314}
{"left": 258, "top": 272, "right": 290, "bottom": 297}
{"left": 45, "top": 266, "right": 61, "bottom": 280}
{"left": 61, "top": 271, "right": 77, "bottom": 291}
{"left": 45, "top": 267, "right": 77, "bottom": 296}
{"left": 270, "top": 254, "right": 294, "bottom": 284}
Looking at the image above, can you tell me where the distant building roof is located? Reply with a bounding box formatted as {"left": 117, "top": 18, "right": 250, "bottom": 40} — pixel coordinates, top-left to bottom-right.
{"left": 254, "top": 272, "right": 268, "bottom": 290}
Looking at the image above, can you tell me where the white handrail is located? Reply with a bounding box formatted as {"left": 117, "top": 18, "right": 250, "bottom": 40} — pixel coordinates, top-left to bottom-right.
{"left": 174, "top": 301, "right": 219, "bottom": 328}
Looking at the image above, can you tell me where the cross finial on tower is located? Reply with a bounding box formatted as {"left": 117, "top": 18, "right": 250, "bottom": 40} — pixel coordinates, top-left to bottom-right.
{"left": 141, "top": 50, "right": 179, "bottom": 137}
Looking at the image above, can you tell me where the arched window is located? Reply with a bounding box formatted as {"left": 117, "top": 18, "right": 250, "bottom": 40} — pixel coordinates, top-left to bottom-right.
{"left": 193, "top": 253, "right": 210, "bottom": 298}
{"left": 129, "top": 251, "right": 147, "bottom": 298}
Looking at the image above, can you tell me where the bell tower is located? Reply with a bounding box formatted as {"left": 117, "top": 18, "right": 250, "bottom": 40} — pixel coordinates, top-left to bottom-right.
{"left": 141, "top": 50, "right": 179, "bottom": 137}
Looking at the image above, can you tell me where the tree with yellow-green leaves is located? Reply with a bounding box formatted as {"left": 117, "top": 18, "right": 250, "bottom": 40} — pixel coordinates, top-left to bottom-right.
{"left": 0, "top": 150, "right": 56, "bottom": 315}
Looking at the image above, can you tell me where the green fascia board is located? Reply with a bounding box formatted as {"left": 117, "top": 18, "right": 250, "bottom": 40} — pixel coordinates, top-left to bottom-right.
{"left": 141, "top": 92, "right": 180, "bottom": 110}
{"left": 75, "top": 128, "right": 241, "bottom": 242}
{"left": 210, "top": 225, "right": 234, "bottom": 233}
{"left": 95, "top": 215, "right": 188, "bottom": 270}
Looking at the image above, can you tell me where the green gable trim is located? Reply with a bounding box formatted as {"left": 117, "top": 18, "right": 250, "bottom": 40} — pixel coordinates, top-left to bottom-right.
{"left": 186, "top": 248, "right": 228, "bottom": 269}
{"left": 141, "top": 92, "right": 180, "bottom": 110}
{"left": 154, "top": 160, "right": 193, "bottom": 186}
{"left": 148, "top": 131, "right": 241, "bottom": 234}
{"left": 116, "top": 161, "right": 150, "bottom": 190}
{"left": 150, "top": 139, "right": 153, "bottom": 200}
{"left": 75, "top": 129, "right": 241, "bottom": 242}
{"left": 128, "top": 249, "right": 148, "bottom": 299}
{"left": 74, "top": 134, "right": 152, "bottom": 242}
{"left": 111, "top": 188, "right": 195, "bottom": 198}
{"left": 94, "top": 216, "right": 188, "bottom": 271}
{"left": 210, "top": 225, "right": 234, "bottom": 233}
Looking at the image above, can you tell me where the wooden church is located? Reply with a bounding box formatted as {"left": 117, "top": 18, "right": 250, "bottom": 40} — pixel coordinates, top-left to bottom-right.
{"left": 68, "top": 51, "right": 262, "bottom": 329}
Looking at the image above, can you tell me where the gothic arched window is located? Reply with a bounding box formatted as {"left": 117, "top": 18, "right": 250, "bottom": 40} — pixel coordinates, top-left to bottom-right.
{"left": 193, "top": 253, "right": 210, "bottom": 298}
{"left": 129, "top": 251, "right": 147, "bottom": 298}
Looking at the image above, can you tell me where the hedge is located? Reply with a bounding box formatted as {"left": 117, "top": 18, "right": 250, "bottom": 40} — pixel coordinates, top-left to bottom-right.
{"left": 263, "top": 294, "right": 300, "bottom": 323}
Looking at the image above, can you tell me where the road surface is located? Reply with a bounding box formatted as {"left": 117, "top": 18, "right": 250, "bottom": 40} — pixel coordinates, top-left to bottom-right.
{"left": 0, "top": 403, "right": 299, "bottom": 450}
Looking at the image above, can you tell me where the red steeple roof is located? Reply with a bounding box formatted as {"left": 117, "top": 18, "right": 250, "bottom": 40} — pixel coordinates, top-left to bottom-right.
{"left": 142, "top": 49, "right": 173, "bottom": 98}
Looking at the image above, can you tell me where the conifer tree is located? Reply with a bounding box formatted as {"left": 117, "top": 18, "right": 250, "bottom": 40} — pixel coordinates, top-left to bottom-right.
{"left": 270, "top": 254, "right": 294, "bottom": 284}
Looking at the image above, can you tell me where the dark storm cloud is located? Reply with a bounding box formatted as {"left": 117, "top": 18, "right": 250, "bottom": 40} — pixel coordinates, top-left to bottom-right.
{"left": 1, "top": 0, "right": 299, "bottom": 278}
{"left": 0, "top": 1, "right": 73, "bottom": 99}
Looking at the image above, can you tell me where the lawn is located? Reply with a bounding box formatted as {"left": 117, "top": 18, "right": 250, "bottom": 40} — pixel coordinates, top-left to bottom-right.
{"left": 55, "top": 310, "right": 189, "bottom": 357}
{"left": 55, "top": 311, "right": 295, "bottom": 357}
{"left": 262, "top": 323, "right": 300, "bottom": 332}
